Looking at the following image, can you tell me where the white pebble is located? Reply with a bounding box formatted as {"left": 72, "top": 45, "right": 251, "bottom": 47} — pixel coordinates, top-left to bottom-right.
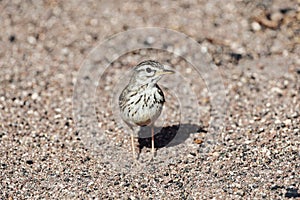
{"left": 274, "top": 119, "right": 281, "bottom": 124}
{"left": 55, "top": 108, "right": 62, "bottom": 113}
{"left": 61, "top": 47, "right": 69, "bottom": 55}
{"left": 200, "top": 45, "right": 208, "bottom": 53}
{"left": 284, "top": 119, "right": 292, "bottom": 126}
{"left": 31, "top": 92, "right": 39, "bottom": 100}
{"left": 186, "top": 68, "right": 192, "bottom": 74}
{"left": 271, "top": 87, "right": 283, "bottom": 95}
{"left": 90, "top": 18, "right": 98, "bottom": 26}
{"left": 54, "top": 114, "right": 61, "bottom": 119}
{"left": 251, "top": 21, "right": 261, "bottom": 31}
{"left": 145, "top": 36, "right": 155, "bottom": 45}
{"left": 27, "top": 36, "right": 37, "bottom": 45}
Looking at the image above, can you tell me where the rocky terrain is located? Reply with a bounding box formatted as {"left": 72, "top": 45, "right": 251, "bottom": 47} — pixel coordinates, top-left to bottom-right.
{"left": 0, "top": 0, "right": 299, "bottom": 199}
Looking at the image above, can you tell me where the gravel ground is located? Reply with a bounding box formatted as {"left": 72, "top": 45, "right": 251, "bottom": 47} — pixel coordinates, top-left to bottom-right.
{"left": 1, "top": 0, "right": 300, "bottom": 199}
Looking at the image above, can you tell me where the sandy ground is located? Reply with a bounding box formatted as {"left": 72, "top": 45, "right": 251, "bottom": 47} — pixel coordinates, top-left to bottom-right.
{"left": 0, "top": 0, "right": 299, "bottom": 199}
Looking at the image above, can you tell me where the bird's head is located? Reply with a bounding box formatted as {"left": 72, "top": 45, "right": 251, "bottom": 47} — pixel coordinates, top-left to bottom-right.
{"left": 131, "top": 60, "right": 174, "bottom": 86}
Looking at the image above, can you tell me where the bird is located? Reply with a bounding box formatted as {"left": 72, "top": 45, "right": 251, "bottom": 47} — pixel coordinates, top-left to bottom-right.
{"left": 119, "top": 60, "right": 174, "bottom": 159}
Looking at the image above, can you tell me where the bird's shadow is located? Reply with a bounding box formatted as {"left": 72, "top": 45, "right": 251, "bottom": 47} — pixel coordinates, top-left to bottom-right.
{"left": 138, "top": 123, "right": 206, "bottom": 149}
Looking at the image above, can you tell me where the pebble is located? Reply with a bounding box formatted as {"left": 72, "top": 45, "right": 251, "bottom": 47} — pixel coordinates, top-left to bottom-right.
{"left": 54, "top": 114, "right": 61, "bottom": 119}
{"left": 271, "top": 87, "right": 283, "bottom": 95}
{"left": 61, "top": 48, "right": 69, "bottom": 56}
{"left": 31, "top": 92, "right": 39, "bottom": 100}
{"left": 200, "top": 45, "right": 208, "bottom": 53}
{"left": 90, "top": 19, "right": 98, "bottom": 26}
{"left": 55, "top": 108, "right": 62, "bottom": 113}
{"left": 186, "top": 68, "right": 192, "bottom": 74}
{"left": 284, "top": 119, "right": 292, "bottom": 126}
{"left": 251, "top": 21, "right": 261, "bottom": 31}
{"left": 27, "top": 36, "right": 37, "bottom": 45}
{"left": 282, "top": 50, "right": 289, "bottom": 57}
{"left": 144, "top": 36, "right": 155, "bottom": 45}
{"left": 291, "top": 112, "right": 299, "bottom": 118}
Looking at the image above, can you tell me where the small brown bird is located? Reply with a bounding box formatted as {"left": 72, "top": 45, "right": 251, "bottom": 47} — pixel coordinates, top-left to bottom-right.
{"left": 119, "top": 60, "right": 174, "bottom": 159}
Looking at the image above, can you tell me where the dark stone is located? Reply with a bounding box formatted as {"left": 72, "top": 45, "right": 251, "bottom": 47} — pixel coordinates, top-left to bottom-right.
{"left": 26, "top": 160, "right": 34, "bottom": 165}
{"left": 189, "top": 152, "right": 196, "bottom": 156}
{"left": 270, "top": 185, "right": 284, "bottom": 190}
{"left": 176, "top": 182, "right": 183, "bottom": 188}
{"left": 9, "top": 35, "right": 16, "bottom": 42}
{"left": 280, "top": 8, "right": 294, "bottom": 14}
{"left": 229, "top": 53, "right": 242, "bottom": 62}
{"left": 64, "top": 178, "right": 70, "bottom": 182}
{"left": 123, "top": 182, "right": 130, "bottom": 187}
{"left": 114, "top": 181, "right": 119, "bottom": 185}
{"left": 285, "top": 188, "right": 300, "bottom": 198}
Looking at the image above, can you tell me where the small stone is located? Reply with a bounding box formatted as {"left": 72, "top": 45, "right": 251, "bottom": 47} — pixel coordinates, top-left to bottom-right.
{"left": 144, "top": 36, "right": 155, "bottom": 45}
{"left": 54, "top": 114, "right": 61, "bottom": 119}
{"left": 251, "top": 21, "right": 261, "bottom": 31}
{"left": 88, "top": 181, "right": 94, "bottom": 187}
{"left": 284, "top": 119, "right": 292, "bottom": 126}
{"left": 285, "top": 188, "right": 300, "bottom": 198}
{"left": 61, "top": 47, "right": 69, "bottom": 55}
{"left": 189, "top": 152, "right": 196, "bottom": 157}
{"left": 236, "top": 189, "right": 244, "bottom": 196}
{"left": 274, "top": 119, "right": 281, "bottom": 124}
{"left": 90, "top": 18, "right": 98, "bottom": 26}
{"left": 31, "top": 92, "right": 39, "bottom": 100}
{"left": 291, "top": 112, "right": 299, "bottom": 118}
{"left": 9, "top": 35, "right": 16, "bottom": 43}
{"left": 271, "top": 87, "right": 283, "bottom": 95}
{"left": 174, "top": 48, "right": 182, "bottom": 55}
{"left": 245, "top": 140, "right": 254, "bottom": 144}
{"left": 55, "top": 108, "right": 62, "bottom": 113}
{"left": 27, "top": 36, "right": 37, "bottom": 45}
{"left": 186, "top": 68, "right": 192, "bottom": 74}
{"left": 258, "top": 128, "right": 264, "bottom": 133}
{"left": 212, "top": 152, "right": 220, "bottom": 157}
{"left": 84, "top": 34, "right": 93, "bottom": 42}
{"left": 26, "top": 160, "right": 33, "bottom": 165}
{"left": 201, "top": 45, "right": 208, "bottom": 53}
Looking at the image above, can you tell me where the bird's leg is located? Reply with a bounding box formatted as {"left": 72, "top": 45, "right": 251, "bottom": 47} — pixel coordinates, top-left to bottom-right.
{"left": 151, "top": 125, "right": 155, "bottom": 158}
{"left": 131, "top": 132, "right": 136, "bottom": 159}
{"left": 129, "top": 126, "right": 140, "bottom": 161}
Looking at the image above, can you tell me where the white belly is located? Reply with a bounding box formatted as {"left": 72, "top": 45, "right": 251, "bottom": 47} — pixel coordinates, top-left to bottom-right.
{"left": 120, "top": 86, "right": 164, "bottom": 126}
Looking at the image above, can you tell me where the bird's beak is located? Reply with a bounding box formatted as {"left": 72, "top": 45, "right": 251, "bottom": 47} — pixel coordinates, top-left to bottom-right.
{"left": 156, "top": 69, "right": 175, "bottom": 75}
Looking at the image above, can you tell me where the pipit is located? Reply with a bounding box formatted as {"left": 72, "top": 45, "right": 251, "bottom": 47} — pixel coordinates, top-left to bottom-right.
{"left": 119, "top": 60, "right": 174, "bottom": 159}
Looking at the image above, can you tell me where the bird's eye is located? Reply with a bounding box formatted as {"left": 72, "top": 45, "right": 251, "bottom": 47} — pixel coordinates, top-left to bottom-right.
{"left": 146, "top": 67, "right": 152, "bottom": 73}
